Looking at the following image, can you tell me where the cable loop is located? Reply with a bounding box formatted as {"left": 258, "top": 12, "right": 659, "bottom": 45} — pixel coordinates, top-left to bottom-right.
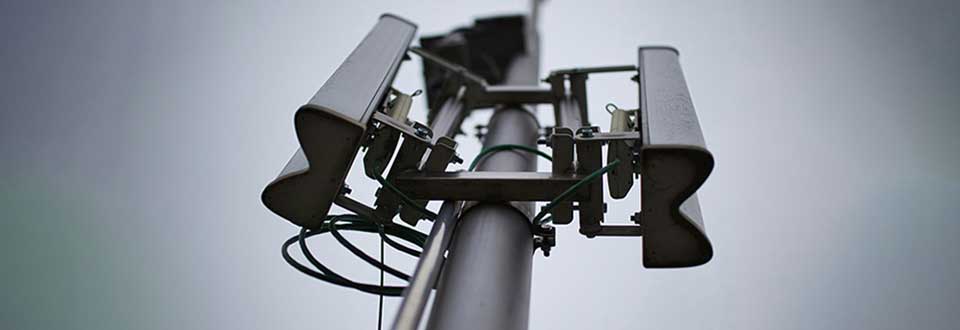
{"left": 282, "top": 214, "right": 426, "bottom": 297}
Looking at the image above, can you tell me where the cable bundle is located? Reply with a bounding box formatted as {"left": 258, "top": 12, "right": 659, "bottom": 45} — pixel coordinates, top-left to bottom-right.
{"left": 281, "top": 144, "right": 618, "bottom": 294}
{"left": 282, "top": 215, "right": 428, "bottom": 296}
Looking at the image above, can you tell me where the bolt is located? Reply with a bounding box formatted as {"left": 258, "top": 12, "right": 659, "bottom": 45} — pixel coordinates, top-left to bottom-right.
{"left": 414, "top": 126, "right": 430, "bottom": 138}
{"left": 533, "top": 237, "right": 552, "bottom": 258}
{"left": 474, "top": 125, "right": 487, "bottom": 140}
{"left": 535, "top": 224, "right": 554, "bottom": 236}
{"left": 577, "top": 127, "right": 597, "bottom": 138}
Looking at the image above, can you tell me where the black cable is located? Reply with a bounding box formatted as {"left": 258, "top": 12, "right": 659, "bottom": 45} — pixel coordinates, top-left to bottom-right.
{"left": 380, "top": 225, "right": 421, "bottom": 258}
{"left": 328, "top": 216, "right": 411, "bottom": 281}
{"left": 281, "top": 215, "right": 427, "bottom": 296}
{"left": 378, "top": 228, "right": 384, "bottom": 330}
{"left": 298, "top": 226, "right": 403, "bottom": 295}
{"left": 280, "top": 232, "right": 397, "bottom": 296}
{"left": 280, "top": 157, "right": 435, "bottom": 297}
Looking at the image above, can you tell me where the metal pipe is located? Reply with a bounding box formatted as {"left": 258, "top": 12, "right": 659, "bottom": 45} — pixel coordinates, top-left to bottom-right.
{"left": 425, "top": 107, "right": 539, "bottom": 330}
{"left": 391, "top": 200, "right": 463, "bottom": 330}
{"left": 556, "top": 96, "right": 584, "bottom": 129}
{"left": 429, "top": 89, "right": 468, "bottom": 140}
{"left": 427, "top": 0, "right": 540, "bottom": 329}
{"left": 426, "top": 3, "right": 542, "bottom": 327}
{"left": 424, "top": 204, "right": 535, "bottom": 330}
{"left": 392, "top": 92, "right": 468, "bottom": 330}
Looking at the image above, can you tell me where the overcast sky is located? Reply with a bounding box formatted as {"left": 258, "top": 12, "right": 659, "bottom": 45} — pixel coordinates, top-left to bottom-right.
{"left": 2, "top": 1, "right": 959, "bottom": 329}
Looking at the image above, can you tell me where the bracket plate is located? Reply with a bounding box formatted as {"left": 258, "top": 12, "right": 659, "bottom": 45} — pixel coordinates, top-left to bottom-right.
{"left": 394, "top": 171, "right": 590, "bottom": 202}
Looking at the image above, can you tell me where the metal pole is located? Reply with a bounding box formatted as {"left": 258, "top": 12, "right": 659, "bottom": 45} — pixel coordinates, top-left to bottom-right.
{"left": 392, "top": 200, "right": 463, "bottom": 330}
{"left": 392, "top": 92, "right": 468, "bottom": 330}
{"left": 425, "top": 108, "right": 539, "bottom": 330}
{"left": 426, "top": 2, "right": 541, "bottom": 329}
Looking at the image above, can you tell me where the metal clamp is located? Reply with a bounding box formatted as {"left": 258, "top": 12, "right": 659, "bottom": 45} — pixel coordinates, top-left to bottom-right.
{"left": 532, "top": 224, "right": 556, "bottom": 257}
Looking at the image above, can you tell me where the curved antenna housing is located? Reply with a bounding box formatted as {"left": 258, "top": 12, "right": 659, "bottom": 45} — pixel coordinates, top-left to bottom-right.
{"left": 637, "top": 46, "right": 715, "bottom": 268}
{"left": 262, "top": 14, "right": 417, "bottom": 228}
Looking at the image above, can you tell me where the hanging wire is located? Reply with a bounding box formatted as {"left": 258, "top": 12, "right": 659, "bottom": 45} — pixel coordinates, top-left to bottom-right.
{"left": 281, "top": 216, "right": 423, "bottom": 296}
{"left": 280, "top": 162, "right": 437, "bottom": 297}
{"left": 469, "top": 144, "right": 553, "bottom": 171}
{"left": 378, "top": 229, "right": 384, "bottom": 330}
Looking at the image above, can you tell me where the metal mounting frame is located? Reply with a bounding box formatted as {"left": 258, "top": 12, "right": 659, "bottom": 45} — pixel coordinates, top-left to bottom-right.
{"left": 355, "top": 99, "right": 469, "bottom": 226}
{"left": 548, "top": 127, "right": 575, "bottom": 224}
{"left": 394, "top": 171, "right": 590, "bottom": 201}
{"left": 386, "top": 129, "right": 647, "bottom": 237}
{"left": 398, "top": 136, "right": 458, "bottom": 225}
{"left": 409, "top": 47, "right": 553, "bottom": 110}
{"left": 544, "top": 64, "right": 638, "bottom": 129}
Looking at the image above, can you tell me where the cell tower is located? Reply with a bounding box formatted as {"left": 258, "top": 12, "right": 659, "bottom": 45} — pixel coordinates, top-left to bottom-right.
{"left": 262, "top": 2, "right": 714, "bottom": 329}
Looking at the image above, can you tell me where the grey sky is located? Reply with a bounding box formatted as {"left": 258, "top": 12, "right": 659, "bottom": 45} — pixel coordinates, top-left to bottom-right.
{"left": 1, "top": 1, "right": 958, "bottom": 329}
